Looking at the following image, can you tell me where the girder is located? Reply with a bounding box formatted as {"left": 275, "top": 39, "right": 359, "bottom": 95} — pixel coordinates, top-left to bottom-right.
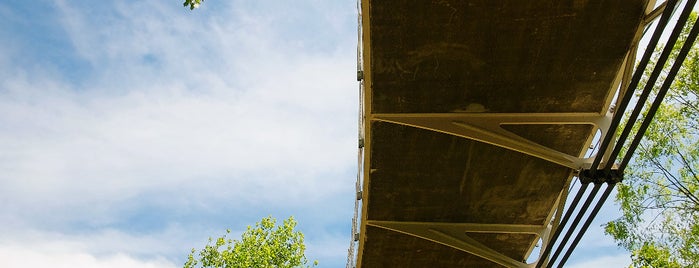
{"left": 367, "top": 220, "right": 550, "bottom": 267}
{"left": 373, "top": 112, "right": 612, "bottom": 170}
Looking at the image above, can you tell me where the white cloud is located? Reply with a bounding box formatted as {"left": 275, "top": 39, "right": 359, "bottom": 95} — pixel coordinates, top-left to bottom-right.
{"left": 0, "top": 0, "right": 357, "bottom": 266}
{"left": 0, "top": 62, "right": 356, "bottom": 212}
{"left": 0, "top": 227, "right": 182, "bottom": 268}
{"left": 0, "top": 246, "right": 176, "bottom": 268}
{"left": 0, "top": 0, "right": 356, "bottom": 213}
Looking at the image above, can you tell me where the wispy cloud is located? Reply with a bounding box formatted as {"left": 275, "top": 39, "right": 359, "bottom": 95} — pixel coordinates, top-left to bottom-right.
{"left": 1, "top": 0, "right": 357, "bottom": 266}
{"left": 0, "top": 245, "right": 176, "bottom": 268}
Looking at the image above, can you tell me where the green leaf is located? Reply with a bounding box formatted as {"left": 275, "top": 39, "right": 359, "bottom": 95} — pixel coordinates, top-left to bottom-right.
{"left": 605, "top": 12, "right": 699, "bottom": 268}
{"left": 184, "top": 216, "right": 317, "bottom": 268}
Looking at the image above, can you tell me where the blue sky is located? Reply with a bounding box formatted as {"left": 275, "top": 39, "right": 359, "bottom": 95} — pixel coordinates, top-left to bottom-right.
{"left": 0, "top": 0, "right": 650, "bottom": 267}
{"left": 1, "top": 0, "right": 356, "bottom": 267}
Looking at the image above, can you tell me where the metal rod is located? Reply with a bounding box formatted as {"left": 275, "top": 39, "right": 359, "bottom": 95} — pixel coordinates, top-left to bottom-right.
{"left": 535, "top": 182, "right": 590, "bottom": 268}
{"left": 606, "top": 0, "right": 697, "bottom": 170}
{"left": 557, "top": 183, "right": 617, "bottom": 267}
{"left": 590, "top": 0, "right": 678, "bottom": 172}
{"left": 620, "top": 13, "right": 699, "bottom": 172}
{"left": 545, "top": 183, "right": 602, "bottom": 268}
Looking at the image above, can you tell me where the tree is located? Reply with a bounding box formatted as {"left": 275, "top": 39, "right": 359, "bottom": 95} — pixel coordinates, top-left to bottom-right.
{"left": 183, "top": 0, "right": 203, "bottom": 10}
{"left": 184, "top": 216, "right": 317, "bottom": 268}
{"left": 605, "top": 13, "right": 699, "bottom": 267}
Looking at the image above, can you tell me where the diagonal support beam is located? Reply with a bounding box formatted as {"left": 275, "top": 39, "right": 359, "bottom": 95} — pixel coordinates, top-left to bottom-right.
{"left": 367, "top": 220, "right": 542, "bottom": 267}
{"left": 643, "top": 0, "right": 667, "bottom": 26}
{"left": 372, "top": 113, "right": 612, "bottom": 169}
{"left": 368, "top": 220, "right": 546, "bottom": 235}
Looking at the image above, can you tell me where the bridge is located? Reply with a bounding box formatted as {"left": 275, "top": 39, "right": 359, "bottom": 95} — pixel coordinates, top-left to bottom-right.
{"left": 347, "top": 0, "right": 699, "bottom": 267}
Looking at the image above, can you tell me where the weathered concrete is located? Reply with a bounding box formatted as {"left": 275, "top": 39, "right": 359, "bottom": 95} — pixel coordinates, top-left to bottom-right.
{"left": 357, "top": 0, "right": 651, "bottom": 267}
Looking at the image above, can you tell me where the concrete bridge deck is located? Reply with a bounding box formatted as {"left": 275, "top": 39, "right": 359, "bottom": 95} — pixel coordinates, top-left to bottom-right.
{"left": 354, "top": 0, "right": 659, "bottom": 267}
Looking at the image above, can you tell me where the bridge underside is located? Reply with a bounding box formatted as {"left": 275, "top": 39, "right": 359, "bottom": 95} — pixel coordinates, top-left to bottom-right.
{"left": 357, "top": 0, "right": 654, "bottom": 267}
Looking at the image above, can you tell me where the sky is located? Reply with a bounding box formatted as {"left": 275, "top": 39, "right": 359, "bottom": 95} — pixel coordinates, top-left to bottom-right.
{"left": 0, "top": 0, "right": 665, "bottom": 267}
{"left": 0, "top": 0, "right": 357, "bottom": 267}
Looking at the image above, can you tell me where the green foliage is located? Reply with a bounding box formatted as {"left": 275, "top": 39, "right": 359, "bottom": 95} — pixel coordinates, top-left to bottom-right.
{"left": 183, "top": 0, "right": 203, "bottom": 10}
{"left": 604, "top": 13, "right": 699, "bottom": 268}
{"left": 184, "top": 216, "right": 317, "bottom": 268}
{"left": 631, "top": 243, "right": 682, "bottom": 268}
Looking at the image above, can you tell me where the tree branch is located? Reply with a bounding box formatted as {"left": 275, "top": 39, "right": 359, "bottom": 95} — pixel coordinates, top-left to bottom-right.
{"left": 674, "top": 145, "right": 699, "bottom": 188}
{"left": 648, "top": 156, "right": 699, "bottom": 205}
